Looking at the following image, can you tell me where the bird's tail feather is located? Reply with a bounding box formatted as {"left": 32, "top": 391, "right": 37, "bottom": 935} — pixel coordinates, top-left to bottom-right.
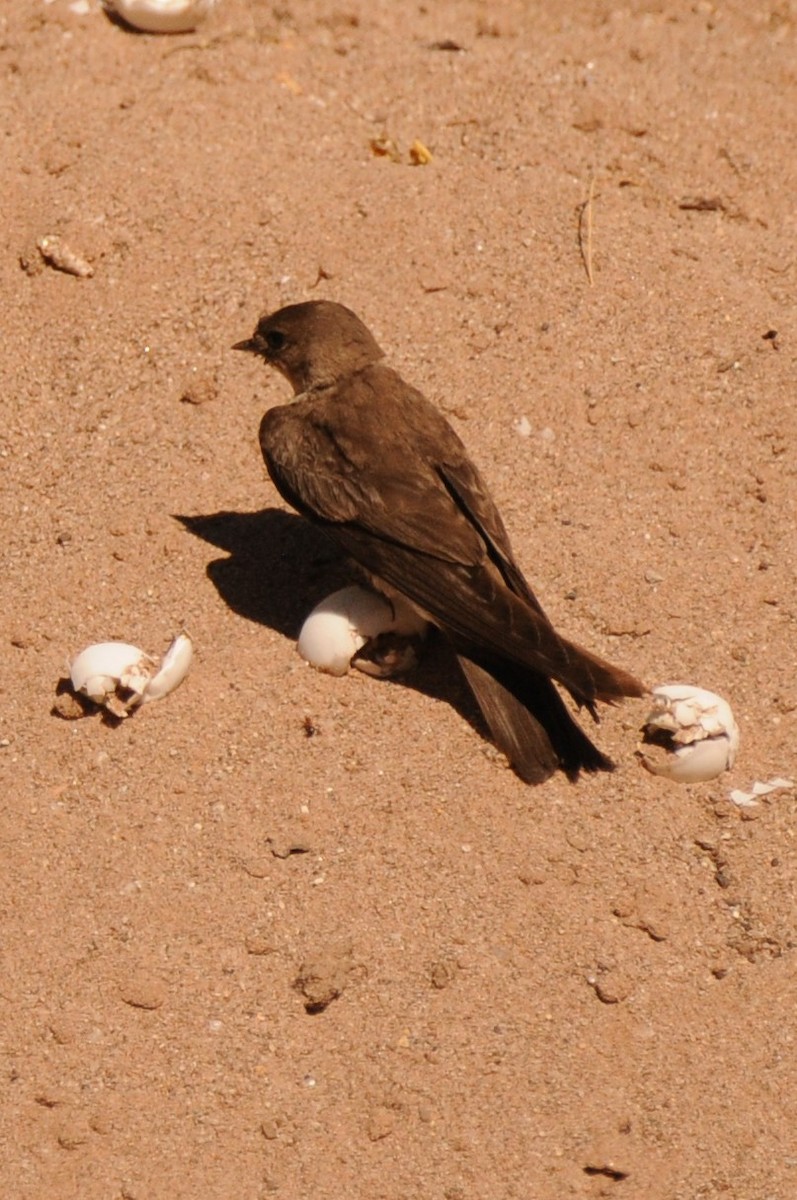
{"left": 557, "top": 637, "right": 646, "bottom": 709}
{"left": 457, "top": 655, "right": 615, "bottom": 783}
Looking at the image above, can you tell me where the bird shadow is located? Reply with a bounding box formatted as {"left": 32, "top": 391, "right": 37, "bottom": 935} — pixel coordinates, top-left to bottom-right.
{"left": 175, "top": 508, "right": 486, "bottom": 735}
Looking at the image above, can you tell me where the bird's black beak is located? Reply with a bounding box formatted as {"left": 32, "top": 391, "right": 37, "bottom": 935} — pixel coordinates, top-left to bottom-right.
{"left": 232, "top": 336, "right": 259, "bottom": 354}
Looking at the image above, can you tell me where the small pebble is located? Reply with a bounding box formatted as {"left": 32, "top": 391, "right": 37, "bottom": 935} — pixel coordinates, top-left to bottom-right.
{"left": 430, "top": 960, "right": 457, "bottom": 990}
{"left": 366, "top": 1107, "right": 395, "bottom": 1142}
{"left": 245, "top": 934, "right": 276, "bottom": 956}
{"left": 583, "top": 1138, "right": 632, "bottom": 1180}
{"left": 119, "top": 976, "right": 166, "bottom": 1011}
{"left": 295, "top": 943, "right": 354, "bottom": 1012}
{"left": 180, "top": 370, "right": 218, "bottom": 406}
{"left": 587, "top": 969, "right": 632, "bottom": 1005}
{"left": 57, "top": 1122, "right": 91, "bottom": 1150}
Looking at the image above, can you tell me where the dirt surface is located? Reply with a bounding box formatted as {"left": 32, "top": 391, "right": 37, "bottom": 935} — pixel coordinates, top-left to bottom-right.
{"left": 2, "top": 2, "right": 796, "bottom": 1197}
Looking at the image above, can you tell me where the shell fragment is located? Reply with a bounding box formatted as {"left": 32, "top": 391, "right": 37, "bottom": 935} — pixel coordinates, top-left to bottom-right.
{"left": 69, "top": 633, "right": 192, "bottom": 717}
{"left": 729, "top": 777, "right": 794, "bottom": 808}
{"left": 144, "top": 633, "right": 194, "bottom": 701}
{"left": 37, "top": 235, "right": 94, "bottom": 279}
{"left": 297, "top": 586, "right": 428, "bottom": 678}
{"left": 638, "top": 683, "right": 739, "bottom": 784}
{"left": 105, "top": 0, "right": 216, "bottom": 34}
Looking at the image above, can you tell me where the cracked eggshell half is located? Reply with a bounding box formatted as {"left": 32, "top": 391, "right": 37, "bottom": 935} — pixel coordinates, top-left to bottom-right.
{"left": 68, "top": 634, "right": 193, "bottom": 715}
{"left": 70, "top": 642, "right": 154, "bottom": 709}
{"left": 297, "top": 585, "right": 427, "bottom": 677}
{"left": 638, "top": 683, "right": 739, "bottom": 784}
{"left": 106, "top": 0, "right": 216, "bottom": 34}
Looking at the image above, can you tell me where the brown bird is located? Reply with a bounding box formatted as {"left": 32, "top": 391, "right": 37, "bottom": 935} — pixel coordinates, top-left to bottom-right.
{"left": 234, "top": 300, "right": 645, "bottom": 783}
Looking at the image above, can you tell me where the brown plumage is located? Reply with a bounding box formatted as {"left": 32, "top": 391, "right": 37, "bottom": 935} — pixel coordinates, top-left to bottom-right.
{"left": 234, "top": 300, "right": 645, "bottom": 783}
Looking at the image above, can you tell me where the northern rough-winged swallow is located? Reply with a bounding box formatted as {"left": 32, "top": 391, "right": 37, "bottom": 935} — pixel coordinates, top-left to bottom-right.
{"left": 234, "top": 300, "right": 645, "bottom": 783}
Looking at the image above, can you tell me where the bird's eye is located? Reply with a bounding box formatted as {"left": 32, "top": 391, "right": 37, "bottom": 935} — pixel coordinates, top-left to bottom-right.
{"left": 265, "top": 329, "right": 287, "bottom": 354}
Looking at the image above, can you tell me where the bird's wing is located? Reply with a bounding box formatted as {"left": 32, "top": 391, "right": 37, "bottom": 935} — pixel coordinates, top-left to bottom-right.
{"left": 436, "top": 458, "right": 545, "bottom": 613}
{"left": 259, "top": 369, "right": 491, "bottom": 567}
{"left": 259, "top": 371, "right": 643, "bottom": 705}
{"left": 327, "top": 522, "right": 642, "bottom": 706}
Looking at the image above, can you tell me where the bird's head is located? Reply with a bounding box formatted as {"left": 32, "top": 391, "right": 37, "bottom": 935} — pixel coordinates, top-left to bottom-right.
{"left": 233, "top": 300, "right": 384, "bottom": 394}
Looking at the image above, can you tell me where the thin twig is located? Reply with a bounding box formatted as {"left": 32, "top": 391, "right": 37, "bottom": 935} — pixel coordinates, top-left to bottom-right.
{"left": 579, "top": 174, "right": 596, "bottom": 286}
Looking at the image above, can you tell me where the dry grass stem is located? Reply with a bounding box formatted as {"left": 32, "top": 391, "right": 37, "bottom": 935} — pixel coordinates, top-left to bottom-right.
{"left": 579, "top": 174, "right": 596, "bottom": 285}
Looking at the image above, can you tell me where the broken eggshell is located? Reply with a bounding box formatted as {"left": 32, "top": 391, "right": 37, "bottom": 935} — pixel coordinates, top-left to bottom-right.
{"left": 69, "top": 633, "right": 192, "bottom": 718}
{"left": 143, "top": 633, "right": 194, "bottom": 701}
{"left": 297, "top": 585, "right": 428, "bottom": 678}
{"left": 105, "top": 0, "right": 216, "bottom": 34}
{"left": 638, "top": 683, "right": 739, "bottom": 784}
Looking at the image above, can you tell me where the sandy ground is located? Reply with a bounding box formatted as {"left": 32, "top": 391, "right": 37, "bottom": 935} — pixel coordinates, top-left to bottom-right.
{"left": 2, "top": 1, "right": 796, "bottom": 1197}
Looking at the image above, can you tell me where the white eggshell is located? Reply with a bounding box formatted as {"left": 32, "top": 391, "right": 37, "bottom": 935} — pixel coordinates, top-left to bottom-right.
{"left": 70, "top": 642, "right": 151, "bottom": 701}
{"left": 639, "top": 682, "right": 739, "bottom": 783}
{"left": 646, "top": 683, "right": 737, "bottom": 745}
{"left": 107, "top": 0, "right": 215, "bottom": 34}
{"left": 298, "top": 587, "right": 392, "bottom": 676}
{"left": 144, "top": 633, "right": 193, "bottom": 701}
{"left": 641, "top": 736, "right": 735, "bottom": 784}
